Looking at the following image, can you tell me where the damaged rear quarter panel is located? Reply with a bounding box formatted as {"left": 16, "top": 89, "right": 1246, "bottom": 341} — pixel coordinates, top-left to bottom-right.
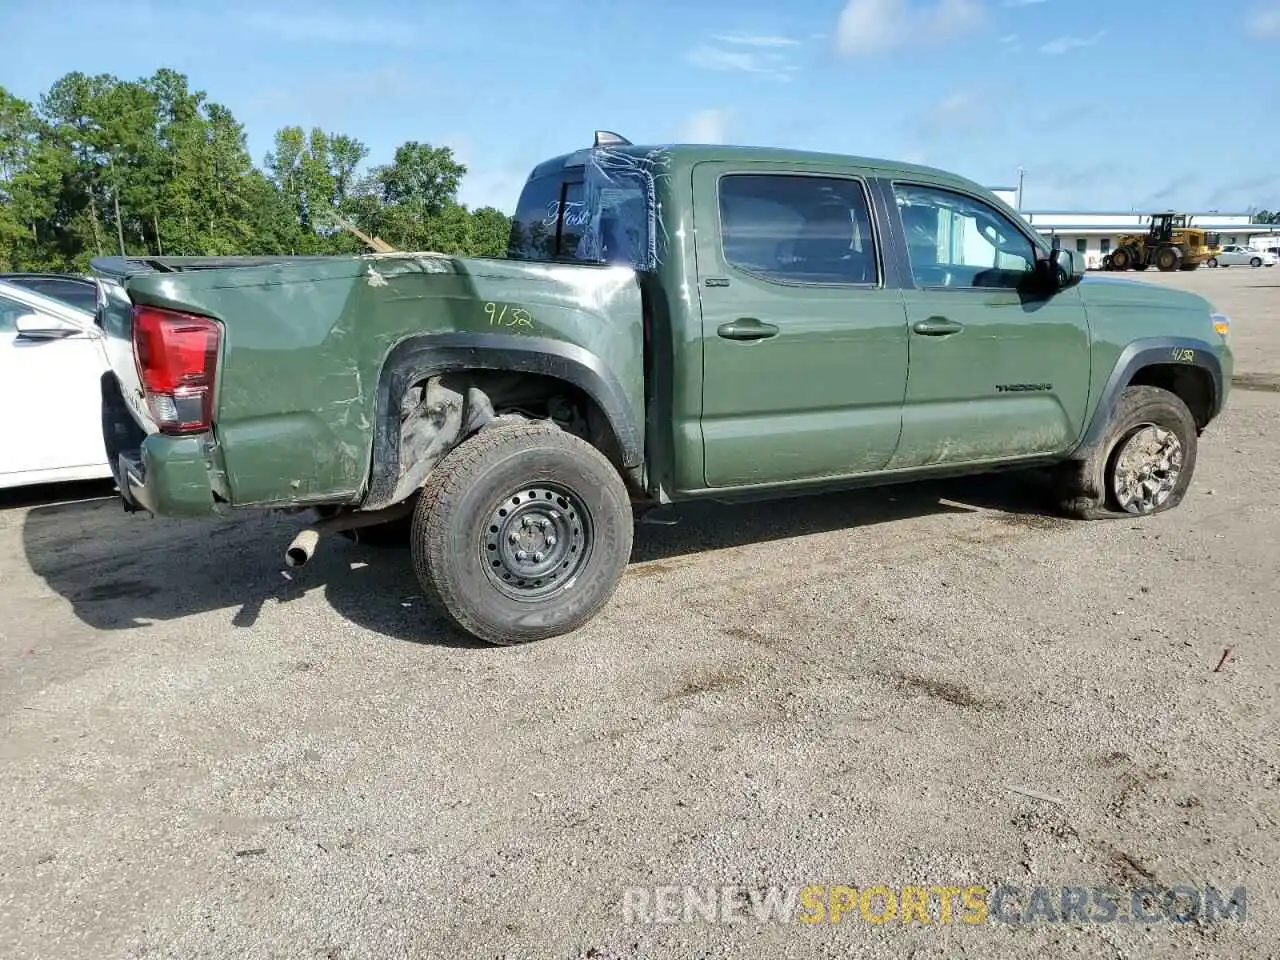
{"left": 126, "top": 253, "right": 645, "bottom": 507}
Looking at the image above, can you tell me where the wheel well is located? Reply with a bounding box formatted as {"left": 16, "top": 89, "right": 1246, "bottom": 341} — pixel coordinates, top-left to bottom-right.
{"left": 417, "top": 369, "right": 627, "bottom": 470}
{"left": 1127, "top": 363, "right": 1214, "bottom": 429}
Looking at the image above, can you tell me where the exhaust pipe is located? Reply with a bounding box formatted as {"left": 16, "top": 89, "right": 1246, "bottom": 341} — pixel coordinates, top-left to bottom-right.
{"left": 284, "top": 502, "right": 414, "bottom": 567}
{"left": 285, "top": 529, "right": 321, "bottom": 567}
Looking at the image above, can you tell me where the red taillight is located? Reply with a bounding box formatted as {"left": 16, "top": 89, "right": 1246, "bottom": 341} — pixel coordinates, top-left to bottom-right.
{"left": 131, "top": 305, "right": 221, "bottom": 434}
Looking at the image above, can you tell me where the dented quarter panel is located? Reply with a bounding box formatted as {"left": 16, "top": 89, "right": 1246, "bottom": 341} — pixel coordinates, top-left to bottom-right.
{"left": 123, "top": 254, "right": 644, "bottom": 507}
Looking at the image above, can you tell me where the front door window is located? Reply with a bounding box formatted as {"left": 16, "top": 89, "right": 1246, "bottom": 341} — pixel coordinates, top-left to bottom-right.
{"left": 892, "top": 183, "right": 1037, "bottom": 289}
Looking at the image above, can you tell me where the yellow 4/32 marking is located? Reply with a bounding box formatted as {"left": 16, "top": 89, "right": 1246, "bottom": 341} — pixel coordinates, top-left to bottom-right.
{"left": 1171, "top": 347, "right": 1195, "bottom": 362}
{"left": 484, "top": 302, "right": 534, "bottom": 329}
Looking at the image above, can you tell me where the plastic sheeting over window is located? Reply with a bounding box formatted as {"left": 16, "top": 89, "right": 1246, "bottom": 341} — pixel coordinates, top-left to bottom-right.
{"left": 572, "top": 147, "right": 666, "bottom": 271}
{"left": 507, "top": 147, "right": 668, "bottom": 272}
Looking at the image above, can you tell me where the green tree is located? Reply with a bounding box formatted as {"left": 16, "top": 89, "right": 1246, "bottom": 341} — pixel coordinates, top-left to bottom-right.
{"left": 471, "top": 206, "right": 513, "bottom": 256}
{"left": 0, "top": 68, "right": 514, "bottom": 268}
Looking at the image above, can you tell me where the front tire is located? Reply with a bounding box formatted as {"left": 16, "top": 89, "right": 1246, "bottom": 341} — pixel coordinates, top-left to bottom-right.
{"left": 410, "top": 419, "right": 634, "bottom": 645}
{"left": 1250, "top": 257, "right": 1262, "bottom": 268}
{"left": 1155, "top": 247, "right": 1180, "bottom": 272}
{"left": 1052, "top": 385, "right": 1198, "bottom": 520}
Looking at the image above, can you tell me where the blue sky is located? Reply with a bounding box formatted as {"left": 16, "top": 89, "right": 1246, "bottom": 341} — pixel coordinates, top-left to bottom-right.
{"left": 4, "top": 0, "right": 1280, "bottom": 214}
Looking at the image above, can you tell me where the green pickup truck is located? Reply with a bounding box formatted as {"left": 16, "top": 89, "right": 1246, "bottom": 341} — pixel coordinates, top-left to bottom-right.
{"left": 94, "top": 132, "right": 1234, "bottom": 645}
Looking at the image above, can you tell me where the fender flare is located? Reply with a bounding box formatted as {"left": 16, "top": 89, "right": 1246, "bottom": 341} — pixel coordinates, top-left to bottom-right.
{"left": 1073, "top": 336, "right": 1223, "bottom": 454}
{"left": 364, "top": 332, "right": 643, "bottom": 509}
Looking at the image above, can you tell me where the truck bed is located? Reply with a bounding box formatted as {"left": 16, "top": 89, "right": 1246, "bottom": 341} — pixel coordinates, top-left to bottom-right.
{"left": 93, "top": 251, "right": 648, "bottom": 514}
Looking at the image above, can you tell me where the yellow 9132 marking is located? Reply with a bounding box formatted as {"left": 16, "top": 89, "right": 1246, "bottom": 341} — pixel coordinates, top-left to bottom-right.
{"left": 484, "top": 302, "right": 535, "bottom": 329}
{"left": 1171, "top": 348, "right": 1195, "bottom": 362}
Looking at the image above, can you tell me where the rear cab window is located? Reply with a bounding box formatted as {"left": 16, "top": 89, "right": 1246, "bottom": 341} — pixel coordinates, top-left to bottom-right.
{"left": 507, "top": 173, "right": 591, "bottom": 262}
{"left": 506, "top": 150, "right": 658, "bottom": 270}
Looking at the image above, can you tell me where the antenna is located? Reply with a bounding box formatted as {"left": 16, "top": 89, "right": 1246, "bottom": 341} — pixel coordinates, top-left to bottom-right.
{"left": 593, "top": 130, "right": 631, "bottom": 148}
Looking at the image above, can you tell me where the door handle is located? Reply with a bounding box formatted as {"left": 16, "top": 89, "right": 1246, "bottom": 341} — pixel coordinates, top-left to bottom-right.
{"left": 717, "top": 317, "right": 779, "bottom": 341}
{"left": 912, "top": 316, "right": 964, "bottom": 336}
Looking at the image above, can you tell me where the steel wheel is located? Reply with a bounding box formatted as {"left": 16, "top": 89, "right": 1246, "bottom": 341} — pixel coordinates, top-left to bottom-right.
{"left": 1110, "top": 423, "right": 1184, "bottom": 514}
{"left": 481, "top": 483, "right": 593, "bottom": 601}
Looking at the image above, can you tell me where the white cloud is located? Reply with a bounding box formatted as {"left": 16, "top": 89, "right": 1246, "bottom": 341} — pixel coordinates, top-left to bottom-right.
{"left": 457, "top": 167, "right": 529, "bottom": 214}
{"left": 998, "top": 33, "right": 1018, "bottom": 42}
{"left": 1039, "top": 30, "right": 1106, "bottom": 54}
{"left": 241, "top": 11, "right": 418, "bottom": 46}
{"left": 245, "top": 65, "right": 417, "bottom": 116}
{"left": 440, "top": 133, "right": 474, "bottom": 166}
{"left": 680, "top": 109, "right": 733, "bottom": 144}
{"left": 713, "top": 33, "right": 800, "bottom": 47}
{"left": 1002, "top": 0, "right": 1048, "bottom": 6}
{"left": 835, "top": 0, "right": 985, "bottom": 56}
{"left": 1249, "top": 3, "right": 1280, "bottom": 38}
{"left": 915, "top": 86, "right": 999, "bottom": 137}
{"left": 685, "top": 43, "right": 799, "bottom": 80}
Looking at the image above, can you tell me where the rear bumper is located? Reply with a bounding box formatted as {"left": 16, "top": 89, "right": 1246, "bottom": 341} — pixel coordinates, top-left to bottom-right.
{"left": 102, "top": 371, "right": 223, "bottom": 518}
{"left": 114, "top": 434, "right": 223, "bottom": 517}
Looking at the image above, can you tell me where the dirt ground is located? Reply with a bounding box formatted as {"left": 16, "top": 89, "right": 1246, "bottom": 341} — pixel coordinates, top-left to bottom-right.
{"left": 1, "top": 267, "right": 1277, "bottom": 959}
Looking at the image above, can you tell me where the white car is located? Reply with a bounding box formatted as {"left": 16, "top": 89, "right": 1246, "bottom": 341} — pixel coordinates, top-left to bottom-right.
{"left": 0, "top": 277, "right": 115, "bottom": 490}
{"left": 1207, "top": 245, "right": 1277, "bottom": 268}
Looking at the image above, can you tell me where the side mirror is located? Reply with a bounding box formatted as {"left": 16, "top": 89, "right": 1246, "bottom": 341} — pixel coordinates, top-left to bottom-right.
{"left": 14, "top": 313, "right": 81, "bottom": 340}
{"left": 1034, "top": 248, "right": 1080, "bottom": 292}
{"left": 1051, "top": 247, "right": 1079, "bottom": 286}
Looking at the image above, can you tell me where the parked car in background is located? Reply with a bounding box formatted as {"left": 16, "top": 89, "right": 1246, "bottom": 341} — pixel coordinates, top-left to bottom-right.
{"left": 0, "top": 272, "right": 102, "bottom": 313}
{"left": 0, "top": 277, "right": 114, "bottom": 490}
{"left": 1206, "top": 245, "right": 1277, "bottom": 268}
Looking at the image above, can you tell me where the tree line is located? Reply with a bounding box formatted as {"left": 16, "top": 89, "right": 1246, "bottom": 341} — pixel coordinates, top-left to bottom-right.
{"left": 0, "top": 69, "right": 512, "bottom": 272}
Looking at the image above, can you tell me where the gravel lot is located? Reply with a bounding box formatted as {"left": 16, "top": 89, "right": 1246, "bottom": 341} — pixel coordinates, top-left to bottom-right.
{"left": 2, "top": 268, "right": 1277, "bottom": 959}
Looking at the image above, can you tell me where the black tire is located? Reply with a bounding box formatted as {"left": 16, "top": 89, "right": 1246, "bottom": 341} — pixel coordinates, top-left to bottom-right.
{"left": 1110, "top": 248, "right": 1130, "bottom": 271}
{"left": 1051, "top": 385, "right": 1198, "bottom": 521}
{"left": 1207, "top": 258, "right": 1218, "bottom": 268}
{"left": 1250, "top": 257, "right": 1262, "bottom": 268}
{"left": 1155, "top": 247, "right": 1179, "bottom": 272}
{"left": 410, "top": 419, "right": 634, "bottom": 645}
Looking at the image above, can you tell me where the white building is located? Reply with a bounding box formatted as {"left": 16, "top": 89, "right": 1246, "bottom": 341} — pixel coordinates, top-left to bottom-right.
{"left": 987, "top": 186, "right": 1280, "bottom": 270}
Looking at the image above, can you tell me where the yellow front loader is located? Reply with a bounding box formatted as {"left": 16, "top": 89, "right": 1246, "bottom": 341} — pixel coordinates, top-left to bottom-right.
{"left": 1104, "top": 213, "right": 1220, "bottom": 272}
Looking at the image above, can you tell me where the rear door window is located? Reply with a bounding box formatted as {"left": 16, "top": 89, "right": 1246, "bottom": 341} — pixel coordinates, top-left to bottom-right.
{"left": 717, "top": 174, "right": 880, "bottom": 285}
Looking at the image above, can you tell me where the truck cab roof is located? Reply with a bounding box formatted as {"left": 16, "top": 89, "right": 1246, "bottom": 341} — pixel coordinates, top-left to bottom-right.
{"left": 525, "top": 140, "right": 976, "bottom": 189}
